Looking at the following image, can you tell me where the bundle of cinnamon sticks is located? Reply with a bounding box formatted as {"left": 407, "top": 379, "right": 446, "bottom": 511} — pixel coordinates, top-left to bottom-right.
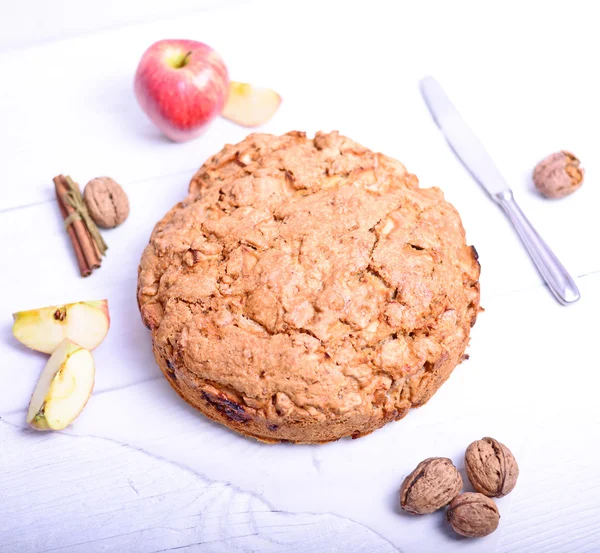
{"left": 53, "top": 175, "right": 108, "bottom": 277}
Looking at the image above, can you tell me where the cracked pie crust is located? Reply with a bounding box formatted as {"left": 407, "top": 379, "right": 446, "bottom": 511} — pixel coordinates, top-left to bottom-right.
{"left": 137, "top": 131, "right": 480, "bottom": 443}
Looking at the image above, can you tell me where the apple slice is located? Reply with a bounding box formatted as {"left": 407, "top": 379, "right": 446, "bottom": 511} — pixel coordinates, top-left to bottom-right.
{"left": 222, "top": 82, "right": 281, "bottom": 127}
{"left": 27, "top": 339, "right": 95, "bottom": 431}
{"left": 13, "top": 300, "right": 110, "bottom": 354}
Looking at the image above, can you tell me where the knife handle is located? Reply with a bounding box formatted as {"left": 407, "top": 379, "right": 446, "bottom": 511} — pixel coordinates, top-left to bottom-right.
{"left": 494, "top": 190, "right": 580, "bottom": 305}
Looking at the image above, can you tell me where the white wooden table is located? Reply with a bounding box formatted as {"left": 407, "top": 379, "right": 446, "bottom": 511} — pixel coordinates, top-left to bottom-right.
{"left": 1, "top": 1, "right": 599, "bottom": 552}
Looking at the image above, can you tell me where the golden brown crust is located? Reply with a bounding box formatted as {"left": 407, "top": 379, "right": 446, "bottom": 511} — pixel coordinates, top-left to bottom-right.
{"left": 137, "top": 131, "right": 480, "bottom": 443}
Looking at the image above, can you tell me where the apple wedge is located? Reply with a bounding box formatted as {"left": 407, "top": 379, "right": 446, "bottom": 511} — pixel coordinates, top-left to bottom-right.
{"left": 27, "top": 339, "right": 95, "bottom": 431}
{"left": 13, "top": 300, "right": 110, "bottom": 354}
{"left": 222, "top": 82, "right": 281, "bottom": 127}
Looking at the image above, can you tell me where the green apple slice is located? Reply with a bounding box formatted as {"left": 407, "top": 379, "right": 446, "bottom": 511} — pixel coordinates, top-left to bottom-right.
{"left": 27, "top": 339, "right": 95, "bottom": 431}
{"left": 13, "top": 300, "right": 110, "bottom": 354}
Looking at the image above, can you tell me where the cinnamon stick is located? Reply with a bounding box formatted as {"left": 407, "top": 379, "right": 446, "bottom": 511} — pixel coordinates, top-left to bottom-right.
{"left": 53, "top": 175, "right": 101, "bottom": 270}
{"left": 56, "top": 194, "right": 91, "bottom": 277}
{"left": 64, "top": 175, "right": 107, "bottom": 256}
{"left": 89, "top": 227, "right": 102, "bottom": 260}
{"left": 71, "top": 187, "right": 102, "bottom": 261}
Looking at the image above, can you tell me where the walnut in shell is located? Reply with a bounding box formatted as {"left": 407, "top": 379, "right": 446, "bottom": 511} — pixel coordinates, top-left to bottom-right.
{"left": 533, "top": 151, "right": 584, "bottom": 199}
{"left": 400, "top": 457, "right": 463, "bottom": 515}
{"left": 465, "top": 437, "right": 519, "bottom": 498}
{"left": 83, "top": 177, "right": 130, "bottom": 229}
{"left": 447, "top": 492, "right": 500, "bottom": 538}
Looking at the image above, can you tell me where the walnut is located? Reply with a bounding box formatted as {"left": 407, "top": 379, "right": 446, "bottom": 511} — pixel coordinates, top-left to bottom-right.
{"left": 465, "top": 437, "right": 519, "bottom": 497}
{"left": 83, "top": 177, "right": 130, "bottom": 228}
{"left": 447, "top": 492, "right": 500, "bottom": 538}
{"left": 400, "top": 457, "right": 463, "bottom": 515}
{"left": 533, "top": 151, "right": 584, "bottom": 198}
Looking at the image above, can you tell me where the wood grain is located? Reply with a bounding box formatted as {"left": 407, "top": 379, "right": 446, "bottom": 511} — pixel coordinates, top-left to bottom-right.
{"left": 0, "top": 421, "right": 398, "bottom": 553}
{"left": 1, "top": 3, "right": 600, "bottom": 553}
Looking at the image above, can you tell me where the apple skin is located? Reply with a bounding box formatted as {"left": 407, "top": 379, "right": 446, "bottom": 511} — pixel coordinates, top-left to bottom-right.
{"left": 12, "top": 300, "right": 110, "bottom": 354}
{"left": 134, "top": 39, "right": 229, "bottom": 142}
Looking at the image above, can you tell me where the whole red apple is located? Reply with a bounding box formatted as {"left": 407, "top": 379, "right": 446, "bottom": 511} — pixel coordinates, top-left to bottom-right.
{"left": 134, "top": 39, "right": 229, "bottom": 142}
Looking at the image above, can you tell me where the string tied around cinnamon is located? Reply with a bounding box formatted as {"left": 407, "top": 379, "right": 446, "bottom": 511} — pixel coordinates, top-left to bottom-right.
{"left": 53, "top": 174, "right": 108, "bottom": 277}
{"left": 62, "top": 175, "right": 108, "bottom": 256}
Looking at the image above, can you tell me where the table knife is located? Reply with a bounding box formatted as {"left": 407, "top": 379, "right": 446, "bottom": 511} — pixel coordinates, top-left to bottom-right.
{"left": 420, "top": 76, "right": 580, "bottom": 305}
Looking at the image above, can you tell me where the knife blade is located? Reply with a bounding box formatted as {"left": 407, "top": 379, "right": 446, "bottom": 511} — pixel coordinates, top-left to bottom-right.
{"left": 420, "top": 76, "right": 580, "bottom": 305}
{"left": 420, "top": 76, "right": 508, "bottom": 196}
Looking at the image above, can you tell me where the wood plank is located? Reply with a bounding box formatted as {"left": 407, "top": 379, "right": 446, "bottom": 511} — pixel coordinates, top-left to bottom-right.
{"left": 0, "top": 420, "right": 398, "bottom": 553}
{"left": 0, "top": 0, "right": 240, "bottom": 52}
{"left": 2, "top": 3, "right": 600, "bottom": 552}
